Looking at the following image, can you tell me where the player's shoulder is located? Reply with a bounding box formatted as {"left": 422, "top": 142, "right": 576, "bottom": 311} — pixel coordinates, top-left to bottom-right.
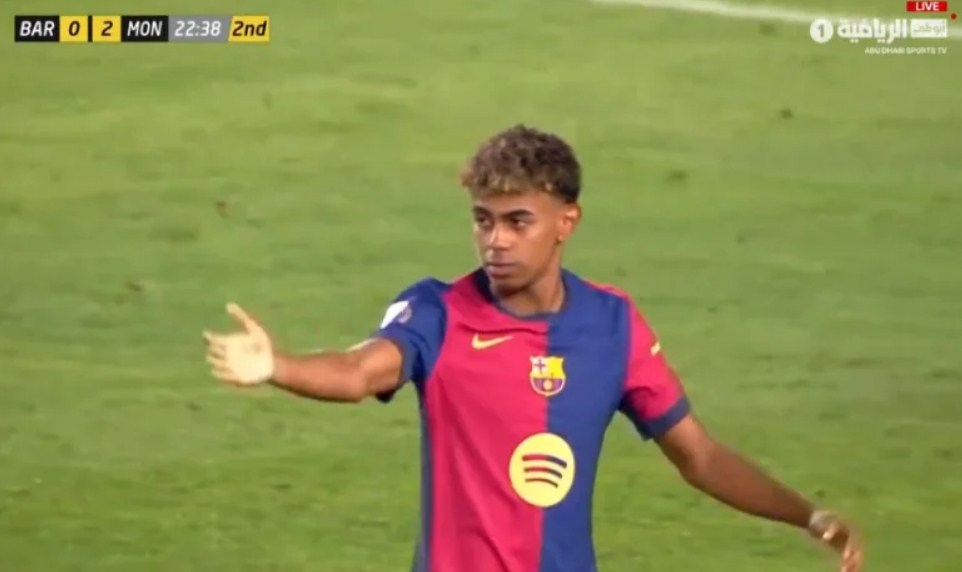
{"left": 392, "top": 276, "right": 452, "bottom": 300}
{"left": 387, "top": 269, "right": 493, "bottom": 311}
{"left": 581, "top": 278, "right": 632, "bottom": 303}
{"left": 573, "top": 272, "right": 634, "bottom": 309}
{"left": 378, "top": 276, "right": 453, "bottom": 329}
{"left": 570, "top": 271, "right": 653, "bottom": 326}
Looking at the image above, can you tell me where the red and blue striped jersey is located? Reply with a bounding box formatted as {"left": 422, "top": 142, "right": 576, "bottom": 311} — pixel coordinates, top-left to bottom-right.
{"left": 373, "top": 268, "right": 690, "bottom": 572}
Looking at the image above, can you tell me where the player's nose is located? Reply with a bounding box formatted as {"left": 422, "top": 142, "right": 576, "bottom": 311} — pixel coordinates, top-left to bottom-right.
{"left": 486, "top": 225, "right": 512, "bottom": 250}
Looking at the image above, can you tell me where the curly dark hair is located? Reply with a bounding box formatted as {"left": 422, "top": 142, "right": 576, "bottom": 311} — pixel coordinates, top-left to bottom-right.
{"left": 458, "top": 124, "right": 581, "bottom": 204}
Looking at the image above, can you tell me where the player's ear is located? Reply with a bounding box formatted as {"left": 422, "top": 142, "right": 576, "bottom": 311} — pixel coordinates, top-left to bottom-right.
{"left": 557, "top": 203, "right": 581, "bottom": 243}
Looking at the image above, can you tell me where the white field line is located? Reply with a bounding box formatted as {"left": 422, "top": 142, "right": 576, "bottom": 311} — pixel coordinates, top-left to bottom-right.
{"left": 590, "top": 0, "right": 962, "bottom": 39}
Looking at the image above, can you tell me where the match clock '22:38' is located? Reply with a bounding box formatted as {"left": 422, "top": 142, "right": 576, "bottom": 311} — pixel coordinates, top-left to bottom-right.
{"left": 174, "top": 18, "right": 222, "bottom": 38}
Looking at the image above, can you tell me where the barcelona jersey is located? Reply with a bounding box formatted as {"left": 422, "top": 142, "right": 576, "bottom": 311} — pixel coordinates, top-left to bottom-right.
{"left": 373, "top": 268, "right": 691, "bottom": 572}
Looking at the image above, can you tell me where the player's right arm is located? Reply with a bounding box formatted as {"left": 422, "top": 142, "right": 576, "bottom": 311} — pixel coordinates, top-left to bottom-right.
{"left": 269, "top": 339, "right": 404, "bottom": 403}
{"left": 204, "top": 281, "right": 446, "bottom": 403}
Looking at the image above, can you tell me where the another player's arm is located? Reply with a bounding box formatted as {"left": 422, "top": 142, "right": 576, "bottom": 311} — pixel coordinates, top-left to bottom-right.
{"left": 270, "top": 339, "right": 403, "bottom": 403}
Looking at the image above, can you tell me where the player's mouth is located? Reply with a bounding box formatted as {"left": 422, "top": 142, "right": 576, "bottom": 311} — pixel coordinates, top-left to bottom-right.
{"left": 484, "top": 262, "right": 517, "bottom": 279}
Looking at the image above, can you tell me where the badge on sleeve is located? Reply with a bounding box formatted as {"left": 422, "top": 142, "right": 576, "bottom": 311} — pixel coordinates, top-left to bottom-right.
{"left": 380, "top": 299, "right": 412, "bottom": 328}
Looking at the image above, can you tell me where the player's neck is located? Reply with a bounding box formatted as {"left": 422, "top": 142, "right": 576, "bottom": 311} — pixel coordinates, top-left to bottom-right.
{"left": 495, "top": 270, "right": 566, "bottom": 318}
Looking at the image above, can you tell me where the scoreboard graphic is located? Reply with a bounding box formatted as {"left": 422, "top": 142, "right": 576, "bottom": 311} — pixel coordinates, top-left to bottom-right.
{"left": 14, "top": 15, "right": 270, "bottom": 43}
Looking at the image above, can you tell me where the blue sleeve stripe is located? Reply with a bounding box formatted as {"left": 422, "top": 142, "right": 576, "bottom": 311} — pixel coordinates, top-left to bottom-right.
{"left": 625, "top": 396, "right": 691, "bottom": 440}
{"left": 370, "top": 328, "right": 417, "bottom": 403}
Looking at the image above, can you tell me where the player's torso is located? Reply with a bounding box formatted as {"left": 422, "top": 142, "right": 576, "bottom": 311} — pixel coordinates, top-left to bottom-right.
{"left": 416, "top": 276, "right": 632, "bottom": 572}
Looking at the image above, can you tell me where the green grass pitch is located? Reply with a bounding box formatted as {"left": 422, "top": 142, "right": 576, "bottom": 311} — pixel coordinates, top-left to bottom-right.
{"left": 0, "top": 0, "right": 960, "bottom": 570}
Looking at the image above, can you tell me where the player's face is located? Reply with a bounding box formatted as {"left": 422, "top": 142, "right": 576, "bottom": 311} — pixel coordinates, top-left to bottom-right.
{"left": 471, "top": 189, "right": 580, "bottom": 292}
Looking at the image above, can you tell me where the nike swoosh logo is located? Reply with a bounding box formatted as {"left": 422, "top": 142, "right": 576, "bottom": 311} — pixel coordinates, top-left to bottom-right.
{"left": 472, "top": 334, "right": 513, "bottom": 350}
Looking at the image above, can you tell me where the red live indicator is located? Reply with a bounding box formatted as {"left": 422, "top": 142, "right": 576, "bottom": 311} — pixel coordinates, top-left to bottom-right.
{"left": 906, "top": 1, "right": 948, "bottom": 11}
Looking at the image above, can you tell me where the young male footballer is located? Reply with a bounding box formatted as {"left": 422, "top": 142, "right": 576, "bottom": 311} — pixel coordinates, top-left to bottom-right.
{"left": 203, "top": 125, "right": 864, "bottom": 572}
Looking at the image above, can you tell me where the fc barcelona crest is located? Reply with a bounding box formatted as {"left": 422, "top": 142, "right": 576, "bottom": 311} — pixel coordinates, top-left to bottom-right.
{"left": 529, "top": 356, "right": 566, "bottom": 397}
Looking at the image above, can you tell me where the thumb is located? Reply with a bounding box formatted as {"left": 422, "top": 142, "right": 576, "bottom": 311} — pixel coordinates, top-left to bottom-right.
{"left": 226, "top": 302, "right": 262, "bottom": 333}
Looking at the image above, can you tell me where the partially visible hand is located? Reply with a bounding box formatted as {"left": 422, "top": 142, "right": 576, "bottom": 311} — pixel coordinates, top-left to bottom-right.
{"left": 203, "top": 303, "right": 275, "bottom": 386}
{"left": 809, "top": 510, "right": 864, "bottom": 572}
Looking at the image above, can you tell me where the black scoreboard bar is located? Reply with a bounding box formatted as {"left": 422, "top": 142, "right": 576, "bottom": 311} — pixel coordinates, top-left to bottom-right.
{"left": 13, "top": 15, "right": 59, "bottom": 42}
{"left": 13, "top": 14, "right": 270, "bottom": 43}
{"left": 120, "top": 15, "right": 168, "bottom": 42}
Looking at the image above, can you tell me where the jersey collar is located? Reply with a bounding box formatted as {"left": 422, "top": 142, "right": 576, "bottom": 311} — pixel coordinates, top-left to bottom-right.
{"left": 471, "top": 267, "right": 583, "bottom": 324}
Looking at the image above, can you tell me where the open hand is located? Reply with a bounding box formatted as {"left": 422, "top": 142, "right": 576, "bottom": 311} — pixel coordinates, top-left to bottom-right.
{"left": 203, "top": 303, "right": 275, "bottom": 386}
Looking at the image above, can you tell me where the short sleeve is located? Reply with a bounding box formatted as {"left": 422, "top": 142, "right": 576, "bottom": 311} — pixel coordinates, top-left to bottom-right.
{"left": 618, "top": 304, "right": 690, "bottom": 440}
{"left": 370, "top": 279, "right": 448, "bottom": 402}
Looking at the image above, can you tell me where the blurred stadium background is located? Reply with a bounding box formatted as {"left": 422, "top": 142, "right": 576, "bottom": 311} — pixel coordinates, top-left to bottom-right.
{"left": 1, "top": 0, "right": 959, "bottom": 570}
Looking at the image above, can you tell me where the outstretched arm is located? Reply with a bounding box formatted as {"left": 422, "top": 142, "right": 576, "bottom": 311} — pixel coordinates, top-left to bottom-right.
{"left": 656, "top": 414, "right": 863, "bottom": 572}
{"left": 270, "top": 339, "right": 404, "bottom": 403}
{"left": 206, "top": 283, "right": 444, "bottom": 402}
{"left": 204, "top": 303, "right": 404, "bottom": 403}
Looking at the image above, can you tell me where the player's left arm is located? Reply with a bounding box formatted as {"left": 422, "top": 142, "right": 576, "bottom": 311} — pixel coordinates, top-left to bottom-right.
{"left": 657, "top": 414, "right": 813, "bottom": 527}
{"left": 655, "top": 416, "right": 862, "bottom": 572}
{"left": 619, "top": 305, "right": 863, "bottom": 572}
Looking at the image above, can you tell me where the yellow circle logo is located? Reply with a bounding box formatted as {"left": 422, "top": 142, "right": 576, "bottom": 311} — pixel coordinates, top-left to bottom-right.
{"left": 509, "top": 433, "right": 575, "bottom": 508}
